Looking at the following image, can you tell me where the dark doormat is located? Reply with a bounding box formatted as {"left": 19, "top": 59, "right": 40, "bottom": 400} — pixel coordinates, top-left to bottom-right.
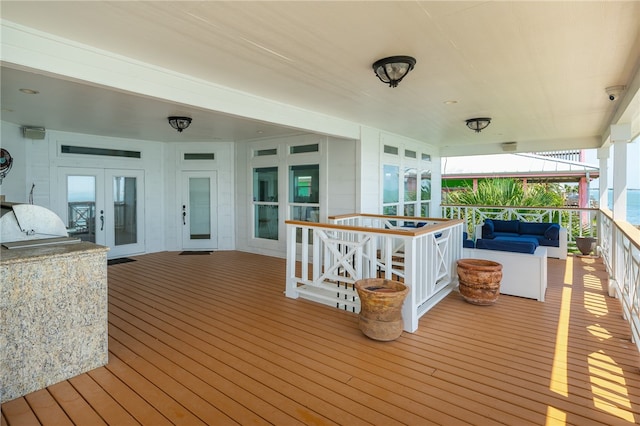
{"left": 108, "top": 257, "right": 136, "bottom": 266}
{"left": 179, "top": 251, "right": 213, "bottom": 255}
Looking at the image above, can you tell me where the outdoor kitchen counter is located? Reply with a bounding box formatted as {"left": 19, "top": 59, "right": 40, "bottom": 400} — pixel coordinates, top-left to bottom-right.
{"left": 0, "top": 241, "right": 109, "bottom": 403}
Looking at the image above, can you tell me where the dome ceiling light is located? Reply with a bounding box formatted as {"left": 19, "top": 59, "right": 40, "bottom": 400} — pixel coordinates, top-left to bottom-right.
{"left": 168, "top": 116, "right": 192, "bottom": 133}
{"left": 372, "top": 56, "right": 416, "bottom": 88}
{"left": 465, "top": 117, "right": 491, "bottom": 133}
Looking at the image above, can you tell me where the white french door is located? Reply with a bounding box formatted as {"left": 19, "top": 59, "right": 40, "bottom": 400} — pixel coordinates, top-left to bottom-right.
{"left": 58, "top": 167, "right": 145, "bottom": 258}
{"left": 181, "top": 171, "right": 218, "bottom": 250}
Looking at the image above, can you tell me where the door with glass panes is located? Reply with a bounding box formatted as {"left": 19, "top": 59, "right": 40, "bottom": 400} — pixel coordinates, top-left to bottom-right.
{"left": 58, "top": 167, "right": 145, "bottom": 258}
{"left": 181, "top": 171, "right": 218, "bottom": 249}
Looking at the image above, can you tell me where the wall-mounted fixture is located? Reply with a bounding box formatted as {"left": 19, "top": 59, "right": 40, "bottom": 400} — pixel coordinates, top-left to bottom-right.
{"left": 605, "top": 85, "right": 625, "bottom": 102}
{"left": 19, "top": 88, "right": 39, "bottom": 95}
{"left": 0, "top": 148, "right": 13, "bottom": 184}
{"left": 501, "top": 141, "right": 518, "bottom": 152}
{"left": 168, "top": 116, "right": 192, "bottom": 132}
{"left": 372, "top": 56, "right": 416, "bottom": 88}
{"left": 22, "top": 126, "right": 46, "bottom": 140}
{"left": 465, "top": 117, "right": 491, "bottom": 133}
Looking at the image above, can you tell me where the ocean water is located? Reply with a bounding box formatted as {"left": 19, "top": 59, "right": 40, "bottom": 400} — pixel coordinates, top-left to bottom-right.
{"left": 589, "top": 189, "right": 640, "bottom": 225}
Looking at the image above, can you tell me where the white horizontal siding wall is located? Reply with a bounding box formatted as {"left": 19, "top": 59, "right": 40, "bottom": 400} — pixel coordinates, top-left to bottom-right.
{"left": 327, "top": 137, "right": 357, "bottom": 217}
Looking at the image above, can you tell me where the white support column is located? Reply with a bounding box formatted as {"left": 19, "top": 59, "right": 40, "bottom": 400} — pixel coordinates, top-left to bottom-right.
{"left": 611, "top": 124, "right": 632, "bottom": 222}
{"left": 610, "top": 124, "right": 632, "bottom": 299}
{"left": 597, "top": 146, "right": 611, "bottom": 275}
{"left": 597, "top": 147, "right": 609, "bottom": 211}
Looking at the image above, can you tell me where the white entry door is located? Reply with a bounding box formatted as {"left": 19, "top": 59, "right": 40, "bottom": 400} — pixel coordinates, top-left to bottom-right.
{"left": 181, "top": 171, "right": 218, "bottom": 250}
{"left": 58, "top": 167, "right": 145, "bottom": 258}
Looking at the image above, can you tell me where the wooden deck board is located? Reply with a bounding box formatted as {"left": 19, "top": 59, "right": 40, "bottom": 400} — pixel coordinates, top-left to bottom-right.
{"left": 3, "top": 251, "right": 640, "bottom": 425}
{"left": 86, "top": 367, "right": 173, "bottom": 426}
{"left": 23, "top": 389, "right": 74, "bottom": 426}
{"left": 46, "top": 381, "right": 107, "bottom": 425}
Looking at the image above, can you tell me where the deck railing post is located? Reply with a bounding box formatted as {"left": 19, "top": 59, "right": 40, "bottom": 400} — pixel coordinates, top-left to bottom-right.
{"left": 402, "top": 237, "right": 419, "bottom": 332}
{"left": 285, "top": 223, "right": 299, "bottom": 299}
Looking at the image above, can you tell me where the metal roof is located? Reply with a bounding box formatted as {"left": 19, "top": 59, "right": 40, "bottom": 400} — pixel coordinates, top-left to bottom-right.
{"left": 442, "top": 153, "right": 599, "bottom": 183}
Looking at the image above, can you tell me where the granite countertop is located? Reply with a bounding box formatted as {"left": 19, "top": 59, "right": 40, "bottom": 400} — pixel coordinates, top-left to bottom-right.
{"left": 0, "top": 241, "right": 108, "bottom": 264}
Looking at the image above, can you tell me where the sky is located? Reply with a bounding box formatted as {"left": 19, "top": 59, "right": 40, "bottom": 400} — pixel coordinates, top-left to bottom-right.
{"left": 584, "top": 138, "right": 640, "bottom": 190}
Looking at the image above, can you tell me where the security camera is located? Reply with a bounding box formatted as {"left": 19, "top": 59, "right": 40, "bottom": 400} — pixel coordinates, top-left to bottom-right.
{"left": 605, "top": 85, "right": 625, "bottom": 101}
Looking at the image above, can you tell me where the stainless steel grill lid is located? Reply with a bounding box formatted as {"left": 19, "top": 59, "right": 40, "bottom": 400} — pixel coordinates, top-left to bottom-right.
{"left": 1, "top": 203, "right": 69, "bottom": 243}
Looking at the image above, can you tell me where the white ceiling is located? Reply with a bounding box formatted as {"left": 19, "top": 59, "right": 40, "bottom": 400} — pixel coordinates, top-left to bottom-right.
{"left": 1, "top": 1, "right": 639, "bottom": 154}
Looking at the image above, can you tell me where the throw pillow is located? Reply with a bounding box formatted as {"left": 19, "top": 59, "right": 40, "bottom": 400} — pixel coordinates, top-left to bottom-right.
{"left": 544, "top": 224, "right": 560, "bottom": 240}
{"left": 482, "top": 219, "right": 495, "bottom": 239}
{"left": 493, "top": 219, "right": 520, "bottom": 233}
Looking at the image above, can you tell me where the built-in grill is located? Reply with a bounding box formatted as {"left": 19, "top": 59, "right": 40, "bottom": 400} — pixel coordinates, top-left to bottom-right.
{"left": 0, "top": 202, "right": 79, "bottom": 249}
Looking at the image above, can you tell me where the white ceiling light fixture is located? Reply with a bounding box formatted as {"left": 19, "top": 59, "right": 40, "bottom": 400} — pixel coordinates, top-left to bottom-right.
{"left": 501, "top": 141, "right": 517, "bottom": 152}
{"left": 168, "top": 116, "right": 192, "bottom": 133}
{"left": 372, "top": 56, "right": 416, "bottom": 88}
{"left": 465, "top": 117, "right": 491, "bottom": 133}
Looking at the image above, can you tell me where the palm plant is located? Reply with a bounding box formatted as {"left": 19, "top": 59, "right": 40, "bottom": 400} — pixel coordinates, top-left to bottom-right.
{"left": 446, "top": 178, "right": 565, "bottom": 232}
{"left": 447, "top": 178, "right": 564, "bottom": 207}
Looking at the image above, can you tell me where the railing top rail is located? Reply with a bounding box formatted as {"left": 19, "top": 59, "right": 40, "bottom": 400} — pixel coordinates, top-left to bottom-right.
{"left": 285, "top": 217, "right": 464, "bottom": 237}
{"left": 601, "top": 207, "right": 640, "bottom": 249}
{"left": 328, "top": 213, "right": 452, "bottom": 222}
{"left": 441, "top": 203, "right": 599, "bottom": 212}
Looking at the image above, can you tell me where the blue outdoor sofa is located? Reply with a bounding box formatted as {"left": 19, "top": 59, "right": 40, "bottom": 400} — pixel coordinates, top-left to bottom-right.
{"left": 474, "top": 219, "right": 567, "bottom": 259}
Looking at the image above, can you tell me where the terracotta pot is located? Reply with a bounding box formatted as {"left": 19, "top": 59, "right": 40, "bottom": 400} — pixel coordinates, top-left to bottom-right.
{"left": 457, "top": 259, "right": 503, "bottom": 305}
{"left": 355, "top": 278, "right": 409, "bottom": 341}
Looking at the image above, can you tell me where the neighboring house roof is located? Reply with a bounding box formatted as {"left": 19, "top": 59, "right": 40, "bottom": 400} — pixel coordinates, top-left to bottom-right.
{"left": 442, "top": 153, "right": 599, "bottom": 183}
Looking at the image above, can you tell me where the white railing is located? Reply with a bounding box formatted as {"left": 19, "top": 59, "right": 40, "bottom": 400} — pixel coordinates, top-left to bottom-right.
{"left": 285, "top": 214, "right": 464, "bottom": 332}
{"left": 441, "top": 204, "right": 598, "bottom": 242}
{"left": 600, "top": 209, "right": 640, "bottom": 353}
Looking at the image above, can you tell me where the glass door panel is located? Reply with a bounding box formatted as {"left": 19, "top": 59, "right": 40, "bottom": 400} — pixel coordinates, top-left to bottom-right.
{"left": 182, "top": 171, "right": 217, "bottom": 249}
{"left": 104, "top": 169, "right": 145, "bottom": 258}
{"left": 66, "top": 175, "right": 97, "bottom": 242}
{"left": 189, "top": 177, "right": 211, "bottom": 240}
{"left": 58, "top": 167, "right": 105, "bottom": 246}
{"left": 113, "top": 176, "right": 137, "bottom": 246}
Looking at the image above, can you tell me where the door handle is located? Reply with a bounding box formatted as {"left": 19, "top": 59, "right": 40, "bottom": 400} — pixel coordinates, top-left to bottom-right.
{"left": 182, "top": 205, "right": 186, "bottom": 225}
{"left": 100, "top": 210, "right": 104, "bottom": 231}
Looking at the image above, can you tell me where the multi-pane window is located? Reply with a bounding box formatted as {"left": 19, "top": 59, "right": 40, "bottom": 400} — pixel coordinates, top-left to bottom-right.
{"left": 420, "top": 169, "right": 432, "bottom": 216}
{"left": 289, "top": 164, "right": 319, "bottom": 223}
{"left": 404, "top": 168, "right": 418, "bottom": 216}
{"left": 250, "top": 140, "right": 323, "bottom": 243}
{"left": 253, "top": 167, "right": 278, "bottom": 240}
{"left": 383, "top": 150, "right": 432, "bottom": 217}
{"left": 383, "top": 164, "right": 399, "bottom": 215}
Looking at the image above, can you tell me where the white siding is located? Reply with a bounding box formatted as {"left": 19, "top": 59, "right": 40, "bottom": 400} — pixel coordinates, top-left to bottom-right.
{"left": 358, "top": 126, "right": 382, "bottom": 213}
{"left": 327, "top": 136, "right": 357, "bottom": 216}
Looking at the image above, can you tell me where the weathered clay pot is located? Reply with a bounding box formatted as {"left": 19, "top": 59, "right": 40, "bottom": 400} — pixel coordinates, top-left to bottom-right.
{"left": 457, "top": 259, "right": 503, "bottom": 305}
{"left": 355, "top": 278, "right": 409, "bottom": 341}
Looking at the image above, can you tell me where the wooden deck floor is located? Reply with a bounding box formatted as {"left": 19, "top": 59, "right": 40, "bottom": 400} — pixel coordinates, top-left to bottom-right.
{"left": 2, "top": 251, "right": 639, "bottom": 425}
